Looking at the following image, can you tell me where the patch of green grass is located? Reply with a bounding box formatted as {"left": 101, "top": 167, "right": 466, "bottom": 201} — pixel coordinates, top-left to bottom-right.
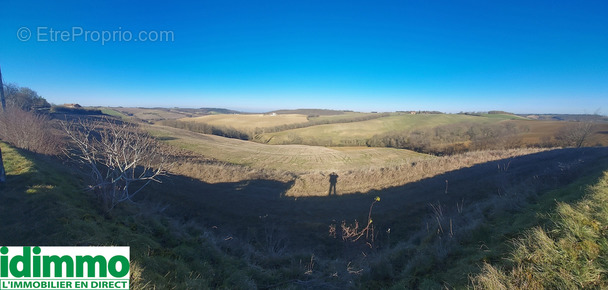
{"left": 100, "top": 108, "right": 128, "bottom": 118}
{"left": 479, "top": 113, "right": 528, "bottom": 120}
{"left": 0, "top": 142, "right": 87, "bottom": 245}
{"left": 472, "top": 169, "right": 608, "bottom": 288}
{"left": 310, "top": 112, "right": 379, "bottom": 122}
{"left": 392, "top": 151, "right": 608, "bottom": 289}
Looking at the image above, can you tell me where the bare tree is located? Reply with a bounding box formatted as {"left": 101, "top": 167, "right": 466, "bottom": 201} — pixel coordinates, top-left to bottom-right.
{"left": 62, "top": 118, "right": 168, "bottom": 211}
{"left": 555, "top": 122, "right": 596, "bottom": 148}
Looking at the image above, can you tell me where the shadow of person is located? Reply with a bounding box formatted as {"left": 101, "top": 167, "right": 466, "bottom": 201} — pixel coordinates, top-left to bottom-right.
{"left": 328, "top": 172, "right": 338, "bottom": 196}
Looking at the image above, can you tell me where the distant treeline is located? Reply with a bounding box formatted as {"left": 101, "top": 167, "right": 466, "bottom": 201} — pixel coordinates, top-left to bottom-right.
{"left": 367, "top": 122, "right": 528, "bottom": 155}
{"left": 488, "top": 110, "right": 515, "bottom": 115}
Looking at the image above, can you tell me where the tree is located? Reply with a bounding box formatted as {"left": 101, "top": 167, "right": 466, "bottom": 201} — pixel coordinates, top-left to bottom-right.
{"left": 555, "top": 122, "right": 596, "bottom": 148}
{"left": 62, "top": 118, "right": 169, "bottom": 211}
{"left": 2, "top": 83, "right": 50, "bottom": 111}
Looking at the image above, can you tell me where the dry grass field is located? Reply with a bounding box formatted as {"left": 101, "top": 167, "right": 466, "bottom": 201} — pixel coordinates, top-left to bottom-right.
{"left": 147, "top": 123, "right": 559, "bottom": 197}
{"left": 180, "top": 113, "right": 309, "bottom": 130}
{"left": 145, "top": 112, "right": 608, "bottom": 198}
{"left": 284, "top": 147, "right": 548, "bottom": 196}
{"left": 112, "top": 107, "right": 197, "bottom": 121}
{"left": 148, "top": 124, "right": 430, "bottom": 172}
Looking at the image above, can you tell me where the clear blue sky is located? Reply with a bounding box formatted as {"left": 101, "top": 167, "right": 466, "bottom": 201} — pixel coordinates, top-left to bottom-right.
{"left": 1, "top": 0, "right": 607, "bottom": 113}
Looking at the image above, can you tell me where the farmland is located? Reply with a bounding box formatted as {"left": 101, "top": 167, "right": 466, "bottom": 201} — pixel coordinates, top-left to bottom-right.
{"left": 254, "top": 113, "right": 507, "bottom": 145}
{"left": 8, "top": 132, "right": 608, "bottom": 288}
{"left": 3, "top": 104, "right": 608, "bottom": 289}
{"left": 168, "top": 111, "right": 608, "bottom": 149}
{"left": 148, "top": 124, "right": 430, "bottom": 172}
{"left": 105, "top": 107, "right": 241, "bottom": 122}
{"left": 181, "top": 113, "right": 309, "bottom": 130}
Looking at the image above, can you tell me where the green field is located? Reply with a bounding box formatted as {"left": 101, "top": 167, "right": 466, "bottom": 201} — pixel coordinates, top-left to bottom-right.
{"left": 254, "top": 113, "right": 521, "bottom": 145}
{"left": 309, "top": 111, "right": 379, "bottom": 121}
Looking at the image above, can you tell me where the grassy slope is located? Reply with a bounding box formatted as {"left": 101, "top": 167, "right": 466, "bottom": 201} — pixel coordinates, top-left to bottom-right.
{"left": 479, "top": 113, "right": 528, "bottom": 120}
{"left": 0, "top": 142, "right": 85, "bottom": 245}
{"left": 414, "top": 150, "right": 608, "bottom": 288}
{"left": 109, "top": 107, "right": 223, "bottom": 122}
{"left": 310, "top": 112, "right": 378, "bottom": 121}
{"left": 0, "top": 142, "right": 265, "bottom": 289}
{"left": 5, "top": 140, "right": 608, "bottom": 289}
{"left": 148, "top": 124, "right": 430, "bottom": 172}
{"left": 471, "top": 170, "right": 608, "bottom": 289}
{"left": 258, "top": 114, "right": 517, "bottom": 145}
{"left": 99, "top": 108, "right": 130, "bottom": 119}
{"left": 257, "top": 113, "right": 608, "bottom": 147}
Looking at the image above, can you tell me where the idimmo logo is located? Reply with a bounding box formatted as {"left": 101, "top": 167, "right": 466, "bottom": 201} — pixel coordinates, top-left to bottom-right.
{"left": 0, "top": 247, "right": 129, "bottom": 290}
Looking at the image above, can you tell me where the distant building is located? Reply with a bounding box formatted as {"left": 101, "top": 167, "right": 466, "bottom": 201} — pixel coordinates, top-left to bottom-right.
{"left": 63, "top": 103, "right": 82, "bottom": 108}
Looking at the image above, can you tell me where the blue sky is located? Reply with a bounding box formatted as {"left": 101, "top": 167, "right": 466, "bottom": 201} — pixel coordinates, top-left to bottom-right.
{"left": 1, "top": 0, "right": 607, "bottom": 113}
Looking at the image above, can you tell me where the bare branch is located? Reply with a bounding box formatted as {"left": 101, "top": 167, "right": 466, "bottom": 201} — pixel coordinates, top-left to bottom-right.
{"left": 62, "top": 118, "right": 169, "bottom": 211}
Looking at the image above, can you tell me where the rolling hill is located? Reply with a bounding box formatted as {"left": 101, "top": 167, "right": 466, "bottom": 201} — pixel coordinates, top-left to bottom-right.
{"left": 148, "top": 124, "right": 430, "bottom": 172}
{"left": 180, "top": 113, "right": 310, "bottom": 130}
{"left": 253, "top": 113, "right": 526, "bottom": 145}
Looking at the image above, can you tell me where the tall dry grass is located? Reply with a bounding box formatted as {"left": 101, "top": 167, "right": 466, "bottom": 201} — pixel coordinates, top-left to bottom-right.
{"left": 286, "top": 148, "right": 547, "bottom": 196}
{"left": 0, "top": 108, "right": 63, "bottom": 155}
{"left": 163, "top": 147, "right": 295, "bottom": 184}
{"left": 163, "top": 145, "right": 547, "bottom": 196}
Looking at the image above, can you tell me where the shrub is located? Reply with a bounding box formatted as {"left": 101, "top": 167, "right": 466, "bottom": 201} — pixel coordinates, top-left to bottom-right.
{"left": 0, "top": 108, "right": 62, "bottom": 155}
{"left": 554, "top": 121, "right": 596, "bottom": 148}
